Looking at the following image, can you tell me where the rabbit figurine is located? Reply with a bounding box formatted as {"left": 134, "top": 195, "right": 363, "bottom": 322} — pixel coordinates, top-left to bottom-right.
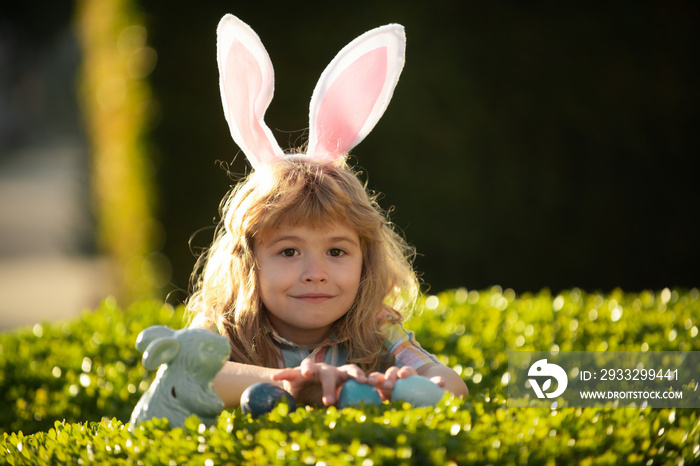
{"left": 129, "top": 325, "right": 230, "bottom": 430}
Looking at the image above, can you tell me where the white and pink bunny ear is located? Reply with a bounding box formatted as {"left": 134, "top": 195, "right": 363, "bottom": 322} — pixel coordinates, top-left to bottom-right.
{"left": 307, "top": 24, "right": 406, "bottom": 161}
{"left": 216, "top": 14, "right": 405, "bottom": 168}
{"left": 217, "top": 14, "right": 284, "bottom": 170}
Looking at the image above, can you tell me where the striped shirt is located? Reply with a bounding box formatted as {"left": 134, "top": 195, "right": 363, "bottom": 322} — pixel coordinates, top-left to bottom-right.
{"left": 265, "top": 308, "right": 440, "bottom": 370}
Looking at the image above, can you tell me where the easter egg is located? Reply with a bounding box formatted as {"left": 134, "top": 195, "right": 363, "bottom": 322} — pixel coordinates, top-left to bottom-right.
{"left": 391, "top": 376, "right": 445, "bottom": 407}
{"left": 240, "top": 383, "right": 296, "bottom": 418}
{"left": 337, "top": 379, "right": 382, "bottom": 409}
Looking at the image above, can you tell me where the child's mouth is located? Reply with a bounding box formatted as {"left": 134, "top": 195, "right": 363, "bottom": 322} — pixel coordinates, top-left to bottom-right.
{"left": 294, "top": 293, "right": 334, "bottom": 303}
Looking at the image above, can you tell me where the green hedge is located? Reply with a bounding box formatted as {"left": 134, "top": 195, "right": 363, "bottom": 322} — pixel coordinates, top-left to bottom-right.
{"left": 0, "top": 299, "right": 184, "bottom": 436}
{"left": 1, "top": 288, "right": 699, "bottom": 464}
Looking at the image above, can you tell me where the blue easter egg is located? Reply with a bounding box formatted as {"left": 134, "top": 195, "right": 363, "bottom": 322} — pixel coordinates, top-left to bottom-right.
{"left": 240, "top": 383, "right": 296, "bottom": 418}
{"left": 337, "top": 379, "right": 382, "bottom": 409}
{"left": 391, "top": 376, "right": 445, "bottom": 407}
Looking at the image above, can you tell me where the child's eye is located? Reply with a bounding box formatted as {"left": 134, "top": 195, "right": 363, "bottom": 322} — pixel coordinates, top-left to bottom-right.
{"left": 280, "top": 248, "right": 298, "bottom": 257}
{"left": 328, "top": 248, "right": 345, "bottom": 257}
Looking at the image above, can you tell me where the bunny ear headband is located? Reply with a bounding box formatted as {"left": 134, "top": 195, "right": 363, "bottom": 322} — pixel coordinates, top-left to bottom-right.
{"left": 217, "top": 14, "right": 406, "bottom": 170}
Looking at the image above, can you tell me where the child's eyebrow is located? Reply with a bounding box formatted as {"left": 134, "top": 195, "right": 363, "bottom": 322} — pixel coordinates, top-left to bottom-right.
{"left": 266, "top": 234, "right": 359, "bottom": 246}
{"left": 266, "top": 235, "right": 303, "bottom": 245}
{"left": 328, "top": 236, "right": 360, "bottom": 246}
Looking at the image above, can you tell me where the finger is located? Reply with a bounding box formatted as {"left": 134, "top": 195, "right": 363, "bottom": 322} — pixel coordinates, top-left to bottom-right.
{"left": 340, "top": 364, "right": 367, "bottom": 383}
{"left": 385, "top": 366, "right": 400, "bottom": 378}
{"left": 272, "top": 368, "right": 302, "bottom": 381}
{"left": 382, "top": 366, "right": 400, "bottom": 389}
{"left": 319, "top": 368, "right": 339, "bottom": 406}
{"left": 367, "top": 371, "right": 385, "bottom": 387}
{"left": 367, "top": 371, "right": 392, "bottom": 400}
{"left": 300, "top": 358, "right": 317, "bottom": 378}
{"left": 397, "top": 366, "right": 417, "bottom": 378}
{"left": 430, "top": 376, "right": 446, "bottom": 387}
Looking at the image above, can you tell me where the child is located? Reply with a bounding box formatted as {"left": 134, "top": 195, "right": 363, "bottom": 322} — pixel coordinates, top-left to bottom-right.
{"left": 186, "top": 14, "right": 468, "bottom": 408}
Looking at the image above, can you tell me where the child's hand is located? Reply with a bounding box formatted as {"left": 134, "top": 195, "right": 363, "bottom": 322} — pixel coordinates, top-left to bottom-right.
{"left": 272, "top": 358, "right": 367, "bottom": 406}
{"left": 367, "top": 366, "right": 446, "bottom": 401}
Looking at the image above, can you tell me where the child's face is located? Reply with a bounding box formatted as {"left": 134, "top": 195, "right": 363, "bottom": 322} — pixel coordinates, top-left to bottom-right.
{"left": 255, "top": 222, "right": 363, "bottom": 346}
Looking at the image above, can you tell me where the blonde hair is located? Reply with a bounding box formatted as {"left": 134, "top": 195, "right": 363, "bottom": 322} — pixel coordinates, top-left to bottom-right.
{"left": 186, "top": 157, "right": 419, "bottom": 372}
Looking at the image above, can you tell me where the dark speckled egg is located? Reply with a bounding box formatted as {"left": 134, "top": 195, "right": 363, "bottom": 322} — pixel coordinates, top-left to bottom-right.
{"left": 240, "top": 383, "right": 296, "bottom": 418}
{"left": 391, "top": 375, "right": 445, "bottom": 407}
{"left": 337, "top": 379, "right": 383, "bottom": 409}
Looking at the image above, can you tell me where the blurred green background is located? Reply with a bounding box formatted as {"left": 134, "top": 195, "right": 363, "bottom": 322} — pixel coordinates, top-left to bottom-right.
{"left": 1, "top": 1, "right": 698, "bottom": 315}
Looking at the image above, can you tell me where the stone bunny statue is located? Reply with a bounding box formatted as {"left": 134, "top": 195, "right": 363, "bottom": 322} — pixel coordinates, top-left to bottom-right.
{"left": 129, "top": 325, "right": 230, "bottom": 430}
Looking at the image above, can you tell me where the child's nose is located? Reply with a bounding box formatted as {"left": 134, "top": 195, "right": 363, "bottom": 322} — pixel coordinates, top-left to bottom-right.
{"left": 302, "top": 256, "right": 328, "bottom": 283}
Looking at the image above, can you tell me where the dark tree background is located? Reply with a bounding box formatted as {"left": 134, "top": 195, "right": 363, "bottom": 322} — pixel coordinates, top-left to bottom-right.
{"left": 7, "top": 1, "right": 695, "bottom": 301}
{"left": 141, "top": 1, "right": 699, "bottom": 297}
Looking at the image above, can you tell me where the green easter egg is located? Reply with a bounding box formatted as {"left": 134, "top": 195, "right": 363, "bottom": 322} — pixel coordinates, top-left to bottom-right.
{"left": 392, "top": 376, "right": 445, "bottom": 407}
{"left": 337, "top": 379, "right": 382, "bottom": 408}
